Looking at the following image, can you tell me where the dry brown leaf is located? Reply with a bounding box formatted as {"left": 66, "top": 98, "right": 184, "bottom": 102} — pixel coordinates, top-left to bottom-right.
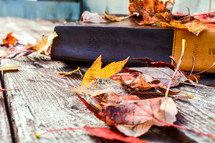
{"left": 103, "top": 11, "right": 129, "bottom": 22}
{"left": 132, "top": 73, "right": 152, "bottom": 91}
{"left": 100, "top": 97, "right": 177, "bottom": 137}
{"left": 81, "top": 11, "right": 107, "bottom": 23}
{"left": 36, "top": 31, "right": 58, "bottom": 56}
{"left": 129, "top": 0, "right": 173, "bottom": 25}
{"left": 129, "top": 67, "right": 188, "bottom": 87}
{"left": 185, "top": 21, "right": 207, "bottom": 36}
{"left": 81, "top": 55, "right": 129, "bottom": 86}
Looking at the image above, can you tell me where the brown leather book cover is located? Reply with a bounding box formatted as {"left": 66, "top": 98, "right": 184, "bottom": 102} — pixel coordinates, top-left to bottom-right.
{"left": 173, "top": 27, "right": 215, "bottom": 73}
{"left": 51, "top": 17, "right": 174, "bottom": 66}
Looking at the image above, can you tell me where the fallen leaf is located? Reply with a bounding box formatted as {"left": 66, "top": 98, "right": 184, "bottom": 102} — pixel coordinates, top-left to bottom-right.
{"left": 157, "top": 21, "right": 186, "bottom": 28}
{"left": 111, "top": 67, "right": 181, "bottom": 95}
{"left": 129, "top": 0, "right": 173, "bottom": 25}
{"left": 73, "top": 78, "right": 127, "bottom": 96}
{"left": 100, "top": 97, "right": 177, "bottom": 137}
{"left": 105, "top": 92, "right": 140, "bottom": 103}
{"left": 0, "top": 45, "right": 35, "bottom": 59}
{"left": 132, "top": 73, "right": 152, "bottom": 91}
{"left": 129, "top": 67, "right": 188, "bottom": 87}
{"left": 84, "top": 126, "right": 147, "bottom": 143}
{"left": 36, "top": 31, "right": 58, "bottom": 56}
{"left": 35, "top": 125, "right": 147, "bottom": 143}
{"left": 0, "top": 63, "right": 21, "bottom": 71}
{"left": 133, "top": 57, "right": 175, "bottom": 70}
{"left": 103, "top": 11, "right": 130, "bottom": 22}
{"left": 81, "top": 11, "right": 107, "bottom": 23}
{"left": 56, "top": 67, "right": 80, "bottom": 77}
{"left": 185, "top": 21, "right": 207, "bottom": 36}
{"left": 151, "top": 82, "right": 181, "bottom": 95}
{"left": 2, "top": 32, "right": 18, "bottom": 47}
{"left": 81, "top": 55, "right": 129, "bottom": 86}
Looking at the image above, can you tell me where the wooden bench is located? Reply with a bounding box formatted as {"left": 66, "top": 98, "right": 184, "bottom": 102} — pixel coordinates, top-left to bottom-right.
{"left": 0, "top": 17, "right": 214, "bottom": 143}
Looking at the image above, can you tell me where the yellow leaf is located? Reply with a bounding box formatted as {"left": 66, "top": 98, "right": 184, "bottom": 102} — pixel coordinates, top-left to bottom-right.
{"left": 36, "top": 31, "right": 58, "bottom": 56}
{"left": 81, "top": 55, "right": 129, "bottom": 86}
{"left": 0, "top": 63, "right": 21, "bottom": 71}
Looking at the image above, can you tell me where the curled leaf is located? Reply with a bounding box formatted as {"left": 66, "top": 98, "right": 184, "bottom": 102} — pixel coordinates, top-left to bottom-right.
{"left": 36, "top": 31, "right": 58, "bottom": 56}
{"left": 81, "top": 11, "right": 107, "bottom": 23}
{"left": 103, "top": 11, "right": 130, "bottom": 22}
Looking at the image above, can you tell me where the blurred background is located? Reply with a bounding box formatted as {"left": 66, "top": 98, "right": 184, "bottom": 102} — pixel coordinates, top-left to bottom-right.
{"left": 0, "top": 0, "right": 214, "bottom": 21}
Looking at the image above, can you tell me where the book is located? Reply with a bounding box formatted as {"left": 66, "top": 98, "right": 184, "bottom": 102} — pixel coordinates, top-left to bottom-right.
{"left": 173, "top": 27, "right": 215, "bottom": 73}
{"left": 51, "top": 17, "right": 174, "bottom": 66}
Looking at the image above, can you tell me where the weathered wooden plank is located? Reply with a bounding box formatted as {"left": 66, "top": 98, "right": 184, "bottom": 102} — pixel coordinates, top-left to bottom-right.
{"left": 0, "top": 17, "right": 214, "bottom": 143}
{"left": 1, "top": 56, "right": 179, "bottom": 143}
{"left": 0, "top": 73, "right": 12, "bottom": 143}
{"left": 174, "top": 85, "right": 215, "bottom": 143}
{"left": 2, "top": 57, "right": 106, "bottom": 143}
{"left": 2, "top": 56, "right": 215, "bottom": 143}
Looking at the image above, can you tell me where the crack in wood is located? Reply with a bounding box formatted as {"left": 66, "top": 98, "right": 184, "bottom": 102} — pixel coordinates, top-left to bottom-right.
{"left": 0, "top": 71, "right": 17, "bottom": 143}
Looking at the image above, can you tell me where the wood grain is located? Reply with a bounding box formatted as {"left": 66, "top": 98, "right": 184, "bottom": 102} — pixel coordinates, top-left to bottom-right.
{"left": 2, "top": 56, "right": 215, "bottom": 143}
{"left": 0, "top": 73, "right": 11, "bottom": 143}
{"left": 1, "top": 17, "right": 215, "bottom": 143}
{"left": 2, "top": 57, "right": 106, "bottom": 143}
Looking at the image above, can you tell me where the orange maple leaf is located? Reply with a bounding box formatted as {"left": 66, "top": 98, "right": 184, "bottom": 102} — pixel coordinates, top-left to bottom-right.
{"left": 2, "top": 32, "right": 18, "bottom": 47}
{"left": 129, "top": 0, "right": 173, "bottom": 24}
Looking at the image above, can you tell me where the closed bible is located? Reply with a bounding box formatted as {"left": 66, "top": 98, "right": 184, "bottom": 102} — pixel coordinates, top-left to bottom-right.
{"left": 51, "top": 17, "right": 174, "bottom": 66}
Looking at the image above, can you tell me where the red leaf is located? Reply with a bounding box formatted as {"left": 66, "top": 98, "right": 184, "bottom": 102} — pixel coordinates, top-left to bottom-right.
{"left": 105, "top": 92, "right": 140, "bottom": 103}
{"left": 100, "top": 97, "right": 177, "bottom": 137}
{"left": 133, "top": 57, "right": 175, "bottom": 70}
{"left": 74, "top": 92, "right": 105, "bottom": 122}
{"left": 84, "top": 126, "right": 147, "bottom": 143}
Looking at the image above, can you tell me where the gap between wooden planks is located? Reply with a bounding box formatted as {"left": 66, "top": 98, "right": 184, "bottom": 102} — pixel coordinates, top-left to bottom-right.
{"left": 0, "top": 71, "right": 12, "bottom": 143}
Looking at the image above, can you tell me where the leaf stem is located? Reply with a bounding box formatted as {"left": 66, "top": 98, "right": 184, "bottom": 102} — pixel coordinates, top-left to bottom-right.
{"left": 35, "top": 127, "right": 82, "bottom": 138}
{"left": 189, "top": 56, "right": 195, "bottom": 75}
{"left": 165, "top": 39, "right": 185, "bottom": 97}
{"left": 192, "top": 63, "right": 215, "bottom": 75}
